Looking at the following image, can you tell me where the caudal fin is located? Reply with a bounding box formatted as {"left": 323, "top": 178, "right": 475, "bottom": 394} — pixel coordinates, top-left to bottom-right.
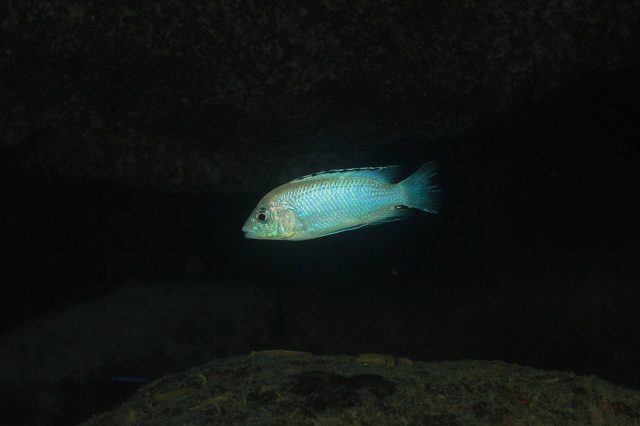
{"left": 398, "top": 162, "right": 441, "bottom": 213}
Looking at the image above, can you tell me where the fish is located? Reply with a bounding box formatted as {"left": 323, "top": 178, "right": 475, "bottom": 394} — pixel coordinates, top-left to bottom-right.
{"left": 242, "top": 162, "right": 440, "bottom": 241}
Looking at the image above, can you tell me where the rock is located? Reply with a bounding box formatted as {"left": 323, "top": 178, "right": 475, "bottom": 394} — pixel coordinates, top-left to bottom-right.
{"left": 2, "top": 1, "right": 639, "bottom": 193}
{"left": 0, "top": 282, "right": 276, "bottom": 426}
{"left": 82, "top": 354, "right": 640, "bottom": 425}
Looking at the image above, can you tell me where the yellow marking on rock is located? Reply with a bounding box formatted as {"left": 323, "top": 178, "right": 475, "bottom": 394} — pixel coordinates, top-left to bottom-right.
{"left": 259, "top": 406, "right": 273, "bottom": 416}
{"left": 153, "top": 387, "right": 197, "bottom": 402}
{"left": 190, "top": 372, "right": 207, "bottom": 387}
{"left": 250, "top": 349, "right": 312, "bottom": 357}
{"left": 125, "top": 408, "right": 138, "bottom": 424}
{"left": 191, "top": 393, "right": 230, "bottom": 414}
{"left": 355, "top": 353, "right": 396, "bottom": 367}
{"left": 397, "top": 357, "right": 413, "bottom": 366}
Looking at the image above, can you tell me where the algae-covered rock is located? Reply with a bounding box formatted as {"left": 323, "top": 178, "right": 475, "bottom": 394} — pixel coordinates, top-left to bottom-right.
{"left": 82, "top": 353, "right": 640, "bottom": 425}
{"left": 0, "top": 282, "right": 276, "bottom": 426}
{"left": 2, "top": 1, "right": 639, "bottom": 193}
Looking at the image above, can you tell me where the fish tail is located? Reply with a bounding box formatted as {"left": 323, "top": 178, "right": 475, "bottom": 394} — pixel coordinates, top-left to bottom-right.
{"left": 398, "top": 162, "right": 441, "bottom": 213}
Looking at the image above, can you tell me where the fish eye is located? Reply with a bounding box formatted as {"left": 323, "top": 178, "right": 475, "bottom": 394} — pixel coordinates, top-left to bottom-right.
{"left": 256, "top": 209, "right": 269, "bottom": 222}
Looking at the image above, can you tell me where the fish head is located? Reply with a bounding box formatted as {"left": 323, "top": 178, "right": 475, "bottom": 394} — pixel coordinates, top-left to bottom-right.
{"left": 243, "top": 200, "right": 302, "bottom": 240}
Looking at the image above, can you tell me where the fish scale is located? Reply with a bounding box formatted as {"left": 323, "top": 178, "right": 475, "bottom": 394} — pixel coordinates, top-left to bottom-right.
{"left": 289, "top": 178, "right": 393, "bottom": 226}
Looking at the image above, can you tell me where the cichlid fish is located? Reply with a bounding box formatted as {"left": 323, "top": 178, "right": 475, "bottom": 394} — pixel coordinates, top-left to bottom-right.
{"left": 243, "top": 162, "right": 440, "bottom": 241}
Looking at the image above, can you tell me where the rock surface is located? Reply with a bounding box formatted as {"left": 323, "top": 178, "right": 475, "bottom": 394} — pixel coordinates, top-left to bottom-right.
{"left": 82, "top": 352, "right": 640, "bottom": 425}
{"left": 0, "top": 282, "right": 276, "bottom": 426}
{"left": 2, "top": 1, "right": 640, "bottom": 192}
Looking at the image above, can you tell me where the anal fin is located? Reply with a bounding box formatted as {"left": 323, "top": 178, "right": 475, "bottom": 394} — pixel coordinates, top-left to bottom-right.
{"left": 367, "top": 205, "right": 413, "bottom": 226}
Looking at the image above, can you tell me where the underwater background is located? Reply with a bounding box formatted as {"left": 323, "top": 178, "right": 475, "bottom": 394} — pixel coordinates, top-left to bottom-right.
{"left": 2, "top": 1, "right": 640, "bottom": 425}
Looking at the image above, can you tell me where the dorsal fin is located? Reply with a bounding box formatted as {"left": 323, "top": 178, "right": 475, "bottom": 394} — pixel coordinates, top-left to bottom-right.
{"left": 293, "top": 165, "right": 402, "bottom": 183}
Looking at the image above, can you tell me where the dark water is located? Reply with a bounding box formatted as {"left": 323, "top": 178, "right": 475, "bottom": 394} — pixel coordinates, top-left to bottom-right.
{"left": 1, "top": 62, "right": 639, "bottom": 425}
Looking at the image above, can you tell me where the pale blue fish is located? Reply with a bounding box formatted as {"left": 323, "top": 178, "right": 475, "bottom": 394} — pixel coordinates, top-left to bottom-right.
{"left": 242, "top": 162, "right": 440, "bottom": 241}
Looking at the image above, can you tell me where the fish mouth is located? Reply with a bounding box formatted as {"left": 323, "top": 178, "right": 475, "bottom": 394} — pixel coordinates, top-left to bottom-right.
{"left": 242, "top": 223, "right": 260, "bottom": 239}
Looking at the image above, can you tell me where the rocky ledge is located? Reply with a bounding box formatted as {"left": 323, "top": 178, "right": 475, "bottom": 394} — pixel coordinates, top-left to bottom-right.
{"left": 83, "top": 351, "right": 640, "bottom": 425}
{"left": 3, "top": 1, "right": 640, "bottom": 193}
